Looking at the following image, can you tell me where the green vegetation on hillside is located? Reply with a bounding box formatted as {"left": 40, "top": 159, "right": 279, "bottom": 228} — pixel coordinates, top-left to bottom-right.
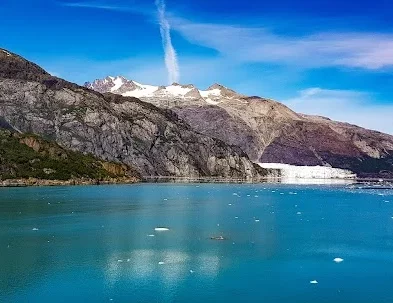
{"left": 0, "top": 129, "right": 137, "bottom": 181}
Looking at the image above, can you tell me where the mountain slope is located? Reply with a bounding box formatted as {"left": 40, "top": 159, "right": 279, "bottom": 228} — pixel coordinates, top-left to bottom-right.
{"left": 86, "top": 76, "right": 393, "bottom": 178}
{"left": 0, "top": 49, "right": 264, "bottom": 180}
{"left": 0, "top": 129, "right": 140, "bottom": 182}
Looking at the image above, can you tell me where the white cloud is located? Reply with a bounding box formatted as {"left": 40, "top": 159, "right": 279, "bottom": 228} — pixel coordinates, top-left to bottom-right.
{"left": 59, "top": 1, "right": 150, "bottom": 15}
{"left": 171, "top": 18, "right": 393, "bottom": 70}
{"left": 155, "top": 0, "right": 180, "bottom": 84}
{"left": 284, "top": 88, "right": 393, "bottom": 135}
{"left": 61, "top": 2, "right": 128, "bottom": 10}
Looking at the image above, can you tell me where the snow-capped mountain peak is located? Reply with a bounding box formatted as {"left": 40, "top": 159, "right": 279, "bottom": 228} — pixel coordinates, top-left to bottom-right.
{"left": 84, "top": 76, "right": 243, "bottom": 107}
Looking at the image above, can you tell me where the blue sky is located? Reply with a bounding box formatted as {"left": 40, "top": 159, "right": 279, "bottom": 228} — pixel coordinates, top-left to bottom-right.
{"left": 1, "top": 0, "right": 393, "bottom": 134}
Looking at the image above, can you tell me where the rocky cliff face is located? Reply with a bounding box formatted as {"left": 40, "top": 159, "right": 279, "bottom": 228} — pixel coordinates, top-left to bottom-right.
{"left": 87, "top": 76, "right": 393, "bottom": 178}
{"left": 0, "top": 49, "right": 263, "bottom": 180}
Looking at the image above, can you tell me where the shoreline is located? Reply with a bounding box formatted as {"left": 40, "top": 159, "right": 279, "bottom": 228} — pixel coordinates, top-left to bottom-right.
{"left": 1, "top": 176, "right": 392, "bottom": 188}
{"left": 0, "top": 177, "right": 140, "bottom": 188}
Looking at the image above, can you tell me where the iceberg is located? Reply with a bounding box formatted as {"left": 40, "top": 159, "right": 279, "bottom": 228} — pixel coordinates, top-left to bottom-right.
{"left": 154, "top": 227, "right": 170, "bottom": 231}
{"left": 333, "top": 258, "right": 344, "bottom": 263}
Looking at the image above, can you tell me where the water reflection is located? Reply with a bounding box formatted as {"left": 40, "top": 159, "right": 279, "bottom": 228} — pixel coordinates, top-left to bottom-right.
{"left": 0, "top": 184, "right": 288, "bottom": 301}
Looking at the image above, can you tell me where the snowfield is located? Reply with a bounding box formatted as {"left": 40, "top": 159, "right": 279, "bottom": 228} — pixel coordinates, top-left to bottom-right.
{"left": 101, "top": 77, "right": 225, "bottom": 104}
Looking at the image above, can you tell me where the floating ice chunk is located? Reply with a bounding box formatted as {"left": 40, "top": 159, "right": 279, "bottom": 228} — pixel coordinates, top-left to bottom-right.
{"left": 127, "top": 259, "right": 131, "bottom": 262}
{"left": 211, "top": 236, "right": 226, "bottom": 240}
{"left": 235, "top": 216, "right": 239, "bottom": 219}
{"left": 117, "top": 259, "right": 123, "bottom": 263}
{"left": 32, "top": 228, "right": 39, "bottom": 231}
{"left": 190, "top": 270, "right": 194, "bottom": 273}
{"left": 228, "top": 203, "right": 232, "bottom": 206}
{"left": 255, "top": 219, "right": 260, "bottom": 222}
{"left": 148, "top": 234, "right": 155, "bottom": 237}
{"left": 297, "top": 212, "right": 302, "bottom": 215}
{"left": 158, "top": 261, "right": 165, "bottom": 265}
{"left": 310, "top": 280, "right": 318, "bottom": 284}
{"left": 333, "top": 258, "right": 344, "bottom": 263}
{"left": 155, "top": 227, "right": 169, "bottom": 231}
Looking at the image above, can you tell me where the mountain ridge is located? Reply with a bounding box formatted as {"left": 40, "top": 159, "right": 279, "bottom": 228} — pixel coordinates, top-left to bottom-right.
{"left": 86, "top": 75, "right": 393, "bottom": 178}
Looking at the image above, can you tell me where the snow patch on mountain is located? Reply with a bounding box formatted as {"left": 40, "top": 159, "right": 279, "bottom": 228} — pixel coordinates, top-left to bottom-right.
{"left": 200, "top": 89, "right": 221, "bottom": 98}
{"left": 205, "top": 98, "right": 220, "bottom": 105}
{"left": 1, "top": 50, "right": 12, "bottom": 56}
{"left": 111, "top": 77, "right": 125, "bottom": 92}
{"left": 123, "top": 81, "right": 157, "bottom": 98}
{"left": 165, "top": 85, "right": 192, "bottom": 96}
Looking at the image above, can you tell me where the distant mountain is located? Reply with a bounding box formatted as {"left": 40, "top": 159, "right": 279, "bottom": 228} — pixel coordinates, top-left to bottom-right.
{"left": 0, "top": 49, "right": 265, "bottom": 180}
{"left": 84, "top": 76, "right": 241, "bottom": 107}
{"left": 86, "top": 76, "right": 393, "bottom": 178}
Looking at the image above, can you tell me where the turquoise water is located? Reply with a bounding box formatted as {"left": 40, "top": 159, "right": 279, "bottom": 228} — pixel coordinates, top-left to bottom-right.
{"left": 1, "top": 184, "right": 393, "bottom": 303}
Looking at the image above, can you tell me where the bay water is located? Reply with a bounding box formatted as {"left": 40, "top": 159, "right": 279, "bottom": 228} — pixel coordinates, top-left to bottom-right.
{"left": 1, "top": 184, "right": 393, "bottom": 302}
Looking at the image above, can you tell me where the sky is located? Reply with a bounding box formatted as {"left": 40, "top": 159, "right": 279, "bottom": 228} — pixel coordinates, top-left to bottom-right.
{"left": 1, "top": 0, "right": 393, "bottom": 134}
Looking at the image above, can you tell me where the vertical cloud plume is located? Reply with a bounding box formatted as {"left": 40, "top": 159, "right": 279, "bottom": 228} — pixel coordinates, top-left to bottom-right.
{"left": 155, "top": 0, "right": 180, "bottom": 84}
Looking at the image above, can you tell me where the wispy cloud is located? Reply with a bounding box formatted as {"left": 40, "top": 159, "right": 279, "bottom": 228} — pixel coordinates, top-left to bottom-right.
{"left": 284, "top": 88, "right": 393, "bottom": 134}
{"left": 59, "top": 1, "right": 150, "bottom": 14}
{"left": 155, "top": 0, "right": 180, "bottom": 84}
{"left": 170, "top": 18, "right": 393, "bottom": 70}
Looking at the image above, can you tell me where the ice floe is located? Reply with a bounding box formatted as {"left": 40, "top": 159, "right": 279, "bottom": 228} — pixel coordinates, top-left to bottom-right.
{"left": 310, "top": 280, "right": 318, "bottom": 284}
{"left": 155, "top": 227, "right": 170, "bottom": 231}
{"left": 333, "top": 258, "right": 344, "bottom": 263}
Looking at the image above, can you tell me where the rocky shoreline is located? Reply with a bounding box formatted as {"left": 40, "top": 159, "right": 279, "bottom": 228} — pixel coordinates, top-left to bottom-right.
{"left": 0, "top": 177, "right": 140, "bottom": 187}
